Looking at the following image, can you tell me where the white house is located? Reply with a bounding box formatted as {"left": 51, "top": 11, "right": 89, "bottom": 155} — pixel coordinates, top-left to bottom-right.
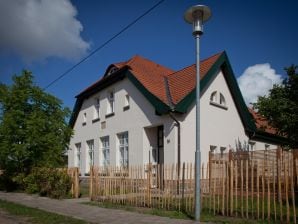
{"left": 68, "top": 52, "right": 286, "bottom": 175}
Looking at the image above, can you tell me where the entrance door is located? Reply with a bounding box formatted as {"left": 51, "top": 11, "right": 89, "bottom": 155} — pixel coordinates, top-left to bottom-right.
{"left": 157, "top": 125, "right": 164, "bottom": 189}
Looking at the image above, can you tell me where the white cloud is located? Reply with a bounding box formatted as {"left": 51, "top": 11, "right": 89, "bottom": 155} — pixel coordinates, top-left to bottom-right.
{"left": 0, "top": 0, "right": 90, "bottom": 62}
{"left": 237, "top": 63, "right": 283, "bottom": 105}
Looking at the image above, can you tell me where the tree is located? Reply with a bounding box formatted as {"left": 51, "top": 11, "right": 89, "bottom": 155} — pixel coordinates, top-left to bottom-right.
{"left": 0, "top": 70, "right": 73, "bottom": 178}
{"left": 253, "top": 65, "right": 298, "bottom": 148}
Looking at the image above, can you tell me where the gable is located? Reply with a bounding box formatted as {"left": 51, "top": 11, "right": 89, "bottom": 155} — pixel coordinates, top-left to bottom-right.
{"left": 69, "top": 52, "right": 288, "bottom": 145}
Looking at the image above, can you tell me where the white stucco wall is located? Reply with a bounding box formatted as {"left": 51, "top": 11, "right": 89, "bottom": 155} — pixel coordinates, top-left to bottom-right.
{"left": 178, "top": 69, "right": 277, "bottom": 165}
{"left": 68, "top": 69, "right": 278, "bottom": 173}
{"left": 68, "top": 77, "right": 177, "bottom": 175}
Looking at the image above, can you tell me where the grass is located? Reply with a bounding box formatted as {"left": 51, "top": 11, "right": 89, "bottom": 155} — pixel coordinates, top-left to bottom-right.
{"left": 84, "top": 199, "right": 298, "bottom": 224}
{"left": 0, "top": 199, "right": 91, "bottom": 224}
{"left": 83, "top": 201, "right": 269, "bottom": 223}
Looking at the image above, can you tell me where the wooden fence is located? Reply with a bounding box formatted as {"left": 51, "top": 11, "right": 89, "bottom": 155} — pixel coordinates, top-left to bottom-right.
{"left": 70, "top": 149, "right": 298, "bottom": 222}
{"left": 68, "top": 167, "right": 80, "bottom": 198}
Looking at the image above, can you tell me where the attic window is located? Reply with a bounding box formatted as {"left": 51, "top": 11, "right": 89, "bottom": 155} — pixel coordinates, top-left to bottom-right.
{"left": 210, "top": 91, "right": 228, "bottom": 110}
{"left": 210, "top": 91, "right": 217, "bottom": 103}
{"left": 107, "top": 67, "right": 119, "bottom": 76}
{"left": 219, "top": 93, "right": 226, "bottom": 106}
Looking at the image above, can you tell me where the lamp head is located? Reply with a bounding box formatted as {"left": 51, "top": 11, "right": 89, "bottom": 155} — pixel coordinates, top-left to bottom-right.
{"left": 184, "top": 5, "right": 211, "bottom": 36}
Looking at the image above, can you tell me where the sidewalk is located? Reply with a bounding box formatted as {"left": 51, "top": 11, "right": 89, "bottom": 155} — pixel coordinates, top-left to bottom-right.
{"left": 0, "top": 192, "right": 199, "bottom": 224}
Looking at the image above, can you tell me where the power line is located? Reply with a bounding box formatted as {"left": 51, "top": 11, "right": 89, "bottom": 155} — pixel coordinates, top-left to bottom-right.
{"left": 44, "top": 0, "right": 166, "bottom": 90}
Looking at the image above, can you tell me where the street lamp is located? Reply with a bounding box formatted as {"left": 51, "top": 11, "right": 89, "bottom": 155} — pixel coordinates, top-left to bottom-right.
{"left": 184, "top": 5, "right": 211, "bottom": 221}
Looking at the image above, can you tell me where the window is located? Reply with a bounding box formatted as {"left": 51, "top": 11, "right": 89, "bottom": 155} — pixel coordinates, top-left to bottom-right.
{"left": 219, "top": 93, "right": 226, "bottom": 106}
{"left": 210, "top": 91, "right": 217, "bottom": 103}
{"left": 248, "top": 141, "right": 256, "bottom": 151}
{"left": 210, "top": 145, "right": 217, "bottom": 153}
{"left": 93, "top": 98, "right": 100, "bottom": 120}
{"left": 100, "top": 136, "right": 110, "bottom": 167}
{"left": 118, "top": 132, "right": 128, "bottom": 167}
{"left": 107, "top": 91, "right": 115, "bottom": 115}
{"left": 82, "top": 112, "right": 87, "bottom": 125}
{"left": 220, "top": 147, "right": 226, "bottom": 157}
{"left": 75, "top": 143, "right": 81, "bottom": 168}
{"left": 107, "top": 67, "right": 118, "bottom": 76}
{"left": 265, "top": 144, "right": 270, "bottom": 150}
{"left": 124, "top": 94, "right": 130, "bottom": 111}
{"left": 209, "top": 91, "right": 228, "bottom": 109}
{"left": 87, "top": 140, "right": 94, "bottom": 166}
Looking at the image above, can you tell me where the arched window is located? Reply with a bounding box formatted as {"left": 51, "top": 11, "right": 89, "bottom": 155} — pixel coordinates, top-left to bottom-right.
{"left": 209, "top": 91, "right": 228, "bottom": 110}
{"left": 210, "top": 91, "right": 217, "bottom": 103}
{"left": 219, "top": 93, "right": 226, "bottom": 106}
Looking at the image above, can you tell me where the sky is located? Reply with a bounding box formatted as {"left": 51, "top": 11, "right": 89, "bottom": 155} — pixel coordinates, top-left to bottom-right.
{"left": 0, "top": 0, "right": 297, "bottom": 109}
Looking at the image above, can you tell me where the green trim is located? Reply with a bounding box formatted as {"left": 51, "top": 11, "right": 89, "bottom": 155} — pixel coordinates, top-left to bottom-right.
{"left": 126, "top": 71, "right": 170, "bottom": 114}
{"left": 175, "top": 52, "right": 256, "bottom": 131}
{"left": 252, "top": 130, "right": 289, "bottom": 145}
{"left": 69, "top": 99, "right": 83, "bottom": 128}
{"left": 173, "top": 52, "right": 289, "bottom": 144}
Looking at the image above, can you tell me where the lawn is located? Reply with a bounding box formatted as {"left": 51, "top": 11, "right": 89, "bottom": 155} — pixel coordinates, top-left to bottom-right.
{"left": 85, "top": 200, "right": 292, "bottom": 224}
{"left": 0, "top": 199, "right": 92, "bottom": 224}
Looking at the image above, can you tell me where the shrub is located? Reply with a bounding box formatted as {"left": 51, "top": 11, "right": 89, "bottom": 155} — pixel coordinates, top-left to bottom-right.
{"left": 23, "top": 167, "right": 72, "bottom": 199}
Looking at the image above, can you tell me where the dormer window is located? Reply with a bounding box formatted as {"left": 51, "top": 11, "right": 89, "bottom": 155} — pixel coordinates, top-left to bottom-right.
{"left": 209, "top": 91, "right": 228, "bottom": 110}
{"left": 107, "top": 67, "right": 119, "bottom": 76}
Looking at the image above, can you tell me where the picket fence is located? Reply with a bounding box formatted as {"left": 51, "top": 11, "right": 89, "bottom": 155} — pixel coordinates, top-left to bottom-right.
{"left": 69, "top": 149, "right": 298, "bottom": 223}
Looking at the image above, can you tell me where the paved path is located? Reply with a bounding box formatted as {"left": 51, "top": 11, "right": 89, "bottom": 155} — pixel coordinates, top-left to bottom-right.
{"left": 0, "top": 192, "right": 201, "bottom": 224}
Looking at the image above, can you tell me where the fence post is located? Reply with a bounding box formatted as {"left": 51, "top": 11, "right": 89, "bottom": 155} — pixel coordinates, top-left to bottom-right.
{"left": 75, "top": 167, "right": 80, "bottom": 198}
{"left": 89, "top": 166, "right": 93, "bottom": 200}
{"left": 182, "top": 162, "right": 185, "bottom": 211}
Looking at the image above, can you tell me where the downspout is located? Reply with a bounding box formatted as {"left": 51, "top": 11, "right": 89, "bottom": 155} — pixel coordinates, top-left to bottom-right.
{"left": 164, "top": 77, "right": 181, "bottom": 190}
{"left": 169, "top": 112, "right": 181, "bottom": 173}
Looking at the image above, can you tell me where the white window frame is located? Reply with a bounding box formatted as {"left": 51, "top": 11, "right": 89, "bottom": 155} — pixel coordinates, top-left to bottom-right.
{"left": 100, "top": 136, "right": 110, "bottom": 167}
{"left": 87, "top": 140, "right": 94, "bottom": 167}
{"left": 75, "top": 143, "right": 81, "bottom": 168}
{"left": 107, "top": 91, "right": 115, "bottom": 114}
{"left": 125, "top": 94, "right": 129, "bottom": 107}
{"left": 209, "top": 91, "right": 228, "bottom": 110}
{"left": 83, "top": 112, "right": 87, "bottom": 125}
{"left": 94, "top": 98, "right": 100, "bottom": 119}
{"left": 210, "top": 91, "right": 217, "bottom": 103}
{"left": 118, "top": 132, "right": 129, "bottom": 168}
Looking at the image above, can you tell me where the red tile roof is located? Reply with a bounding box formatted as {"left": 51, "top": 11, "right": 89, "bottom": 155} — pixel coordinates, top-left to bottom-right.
{"left": 77, "top": 52, "right": 223, "bottom": 106}
{"left": 248, "top": 108, "right": 278, "bottom": 134}
{"left": 114, "top": 55, "right": 174, "bottom": 105}
{"left": 167, "top": 52, "right": 223, "bottom": 104}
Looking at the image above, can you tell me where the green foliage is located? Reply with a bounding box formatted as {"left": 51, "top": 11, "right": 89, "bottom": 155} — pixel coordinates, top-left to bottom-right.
{"left": 19, "top": 167, "right": 72, "bottom": 199}
{"left": 0, "top": 199, "right": 89, "bottom": 224}
{"left": 0, "top": 70, "right": 73, "bottom": 190}
{"left": 253, "top": 65, "right": 298, "bottom": 148}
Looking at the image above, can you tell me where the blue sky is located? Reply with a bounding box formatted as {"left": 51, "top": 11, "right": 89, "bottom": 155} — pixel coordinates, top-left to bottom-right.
{"left": 0, "top": 0, "right": 297, "bottom": 109}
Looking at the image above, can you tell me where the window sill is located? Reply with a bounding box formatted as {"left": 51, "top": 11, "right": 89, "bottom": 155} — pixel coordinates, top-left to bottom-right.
{"left": 123, "top": 105, "right": 130, "bottom": 111}
{"left": 105, "top": 112, "right": 115, "bottom": 118}
{"left": 92, "top": 118, "right": 100, "bottom": 123}
{"left": 82, "top": 122, "right": 86, "bottom": 126}
{"left": 210, "top": 101, "right": 228, "bottom": 110}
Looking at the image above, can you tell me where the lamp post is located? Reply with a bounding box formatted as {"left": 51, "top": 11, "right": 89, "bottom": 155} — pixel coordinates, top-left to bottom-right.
{"left": 184, "top": 5, "right": 211, "bottom": 221}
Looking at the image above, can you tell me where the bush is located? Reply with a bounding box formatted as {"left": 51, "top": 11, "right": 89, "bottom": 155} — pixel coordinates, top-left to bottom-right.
{"left": 0, "top": 172, "right": 19, "bottom": 191}
{"left": 22, "top": 167, "right": 72, "bottom": 199}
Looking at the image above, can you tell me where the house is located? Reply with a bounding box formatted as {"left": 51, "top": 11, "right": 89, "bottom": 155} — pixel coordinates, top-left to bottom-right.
{"left": 68, "top": 51, "right": 286, "bottom": 175}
